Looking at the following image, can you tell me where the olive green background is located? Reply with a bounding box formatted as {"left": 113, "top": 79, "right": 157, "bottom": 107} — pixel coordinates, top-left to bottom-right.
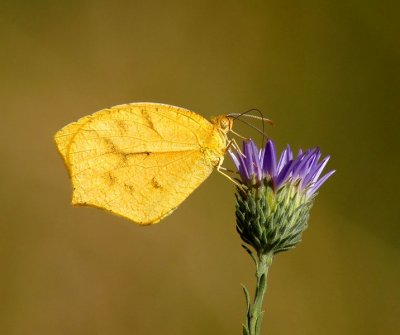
{"left": 1, "top": 1, "right": 398, "bottom": 334}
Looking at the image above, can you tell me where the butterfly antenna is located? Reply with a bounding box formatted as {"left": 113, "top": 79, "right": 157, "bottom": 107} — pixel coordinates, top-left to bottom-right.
{"left": 231, "top": 118, "right": 268, "bottom": 138}
{"left": 227, "top": 108, "right": 273, "bottom": 146}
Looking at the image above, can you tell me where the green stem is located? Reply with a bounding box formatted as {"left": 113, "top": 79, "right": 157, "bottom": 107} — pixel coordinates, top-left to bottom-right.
{"left": 243, "top": 252, "right": 273, "bottom": 335}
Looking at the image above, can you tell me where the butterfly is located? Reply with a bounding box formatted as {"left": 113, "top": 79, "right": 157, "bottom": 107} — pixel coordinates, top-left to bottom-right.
{"left": 55, "top": 102, "right": 238, "bottom": 224}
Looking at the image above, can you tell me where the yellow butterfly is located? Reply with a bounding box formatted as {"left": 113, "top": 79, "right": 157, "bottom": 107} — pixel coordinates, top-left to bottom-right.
{"left": 55, "top": 102, "right": 236, "bottom": 225}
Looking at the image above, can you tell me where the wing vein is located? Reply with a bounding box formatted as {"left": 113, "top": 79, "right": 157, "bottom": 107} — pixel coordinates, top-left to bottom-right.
{"left": 71, "top": 150, "right": 200, "bottom": 177}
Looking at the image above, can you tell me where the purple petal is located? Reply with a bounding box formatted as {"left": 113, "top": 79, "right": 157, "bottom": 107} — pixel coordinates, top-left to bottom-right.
{"left": 293, "top": 149, "right": 319, "bottom": 180}
{"left": 307, "top": 170, "right": 336, "bottom": 196}
{"left": 228, "top": 150, "right": 240, "bottom": 170}
{"left": 290, "top": 152, "right": 307, "bottom": 178}
{"left": 259, "top": 147, "right": 265, "bottom": 161}
{"left": 287, "top": 145, "right": 293, "bottom": 161}
{"left": 303, "top": 154, "right": 317, "bottom": 176}
{"left": 299, "top": 154, "right": 322, "bottom": 189}
{"left": 310, "top": 156, "right": 331, "bottom": 185}
{"left": 277, "top": 144, "right": 292, "bottom": 173}
{"left": 307, "top": 149, "right": 320, "bottom": 171}
{"left": 274, "top": 159, "right": 294, "bottom": 189}
{"left": 243, "top": 141, "right": 255, "bottom": 177}
{"left": 229, "top": 149, "right": 249, "bottom": 181}
{"left": 238, "top": 152, "right": 250, "bottom": 181}
{"left": 263, "top": 139, "right": 277, "bottom": 177}
{"left": 314, "top": 148, "right": 321, "bottom": 163}
{"left": 249, "top": 140, "right": 262, "bottom": 181}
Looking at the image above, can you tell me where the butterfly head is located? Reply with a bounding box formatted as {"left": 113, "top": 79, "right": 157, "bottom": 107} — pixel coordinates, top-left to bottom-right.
{"left": 212, "top": 115, "right": 234, "bottom": 135}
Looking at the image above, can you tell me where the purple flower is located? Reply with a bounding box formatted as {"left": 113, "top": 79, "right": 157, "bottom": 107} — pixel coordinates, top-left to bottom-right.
{"left": 229, "top": 139, "right": 335, "bottom": 198}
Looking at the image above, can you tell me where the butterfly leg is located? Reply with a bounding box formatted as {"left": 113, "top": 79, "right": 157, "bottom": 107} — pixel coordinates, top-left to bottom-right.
{"left": 218, "top": 166, "right": 239, "bottom": 174}
{"left": 226, "top": 138, "right": 245, "bottom": 158}
{"left": 216, "top": 166, "right": 245, "bottom": 189}
{"left": 217, "top": 138, "right": 247, "bottom": 188}
{"left": 230, "top": 129, "right": 247, "bottom": 139}
{"left": 215, "top": 157, "right": 246, "bottom": 189}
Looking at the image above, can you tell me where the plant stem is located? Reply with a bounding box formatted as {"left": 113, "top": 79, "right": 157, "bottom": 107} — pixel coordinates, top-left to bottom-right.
{"left": 242, "top": 252, "right": 273, "bottom": 335}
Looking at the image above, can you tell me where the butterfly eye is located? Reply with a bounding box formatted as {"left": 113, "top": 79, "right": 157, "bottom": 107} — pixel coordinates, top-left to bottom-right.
{"left": 220, "top": 117, "right": 230, "bottom": 129}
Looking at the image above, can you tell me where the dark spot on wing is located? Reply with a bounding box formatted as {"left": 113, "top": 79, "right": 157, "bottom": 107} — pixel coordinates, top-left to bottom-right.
{"left": 103, "top": 138, "right": 117, "bottom": 152}
{"left": 141, "top": 109, "right": 155, "bottom": 129}
{"left": 106, "top": 172, "right": 117, "bottom": 186}
{"left": 119, "top": 152, "right": 130, "bottom": 164}
{"left": 140, "top": 108, "right": 163, "bottom": 138}
{"left": 124, "top": 183, "right": 135, "bottom": 192}
{"left": 115, "top": 119, "right": 129, "bottom": 133}
{"left": 151, "top": 177, "right": 162, "bottom": 189}
{"left": 101, "top": 138, "right": 135, "bottom": 166}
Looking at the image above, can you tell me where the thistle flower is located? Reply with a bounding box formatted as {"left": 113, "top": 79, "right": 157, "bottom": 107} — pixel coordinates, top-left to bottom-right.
{"left": 230, "top": 138, "right": 334, "bottom": 335}
{"left": 230, "top": 138, "right": 335, "bottom": 256}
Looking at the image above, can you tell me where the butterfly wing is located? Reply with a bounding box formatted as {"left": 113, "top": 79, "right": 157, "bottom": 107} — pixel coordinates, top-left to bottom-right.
{"left": 55, "top": 103, "right": 223, "bottom": 224}
{"left": 55, "top": 114, "right": 93, "bottom": 175}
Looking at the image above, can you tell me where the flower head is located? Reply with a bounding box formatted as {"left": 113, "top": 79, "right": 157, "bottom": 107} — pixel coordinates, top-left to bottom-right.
{"left": 230, "top": 139, "right": 335, "bottom": 197}
{"left": 230, "top": 139, "right": 334, "bottom": 255}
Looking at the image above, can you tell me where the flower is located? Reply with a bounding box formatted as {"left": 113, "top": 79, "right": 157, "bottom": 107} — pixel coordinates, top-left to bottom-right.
{"left": 230, "top": 139, "right": 335, "bottom": 197}
{"left": 230, "top": 139, "right": 335, "bottom": 255}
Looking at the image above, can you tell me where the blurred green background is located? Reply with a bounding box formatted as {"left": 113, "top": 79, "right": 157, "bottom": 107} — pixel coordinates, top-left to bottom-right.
{"left": 1, "top": 1, "right": 399, "bottom": 334}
